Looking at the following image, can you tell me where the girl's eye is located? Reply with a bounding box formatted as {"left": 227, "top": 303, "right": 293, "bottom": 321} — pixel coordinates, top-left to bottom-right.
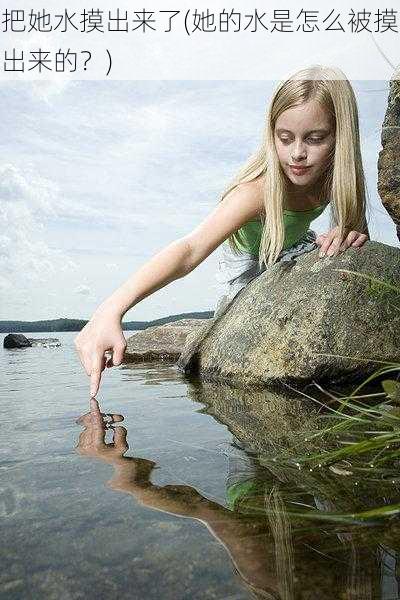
{"left": 279, "top": 137, "right": 324, "bottom": 144}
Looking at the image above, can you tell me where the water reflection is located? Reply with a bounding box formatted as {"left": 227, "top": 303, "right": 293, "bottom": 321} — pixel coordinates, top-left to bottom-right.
{"left": 119, "top": 361, "right": 182, "bottom": 386}
{"left": 76, "top": 391, "right": 400, "bottom": 599}
{"left": 76, "top": 399, "right": 279, "bottom": 598}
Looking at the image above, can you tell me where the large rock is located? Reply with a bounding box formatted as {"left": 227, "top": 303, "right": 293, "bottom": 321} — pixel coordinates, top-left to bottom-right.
{"left": 377, "top": 72, "right": 400, "bottom": 241}
{"left": 177, "top": 241, "right": 400, "bottom": 387}
{"left": 124, "top": 318, "right": 208, "bottom": 362}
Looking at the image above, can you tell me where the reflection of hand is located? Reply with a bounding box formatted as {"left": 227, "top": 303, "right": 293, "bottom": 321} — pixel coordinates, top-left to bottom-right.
{"left": 74, "top": 400, "right": 276, "bottom": 595}
{"left": 75, "top": 398, "right": 128, "bottom": 465}
{"left": 316, "top": 227, "right": 368, "bottom": 257}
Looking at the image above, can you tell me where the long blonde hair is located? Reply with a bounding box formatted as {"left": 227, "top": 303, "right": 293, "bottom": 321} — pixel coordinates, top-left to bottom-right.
{"left": 221, "top": 65, "right": 370, "bottom": 268}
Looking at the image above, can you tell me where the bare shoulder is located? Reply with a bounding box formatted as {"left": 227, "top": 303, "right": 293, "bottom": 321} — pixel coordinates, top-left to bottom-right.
{"left": 181, "top": 174, "right": 266, "bottom": 267}
{"left": 226, "top": 174, "right": 265, "bottom": 218}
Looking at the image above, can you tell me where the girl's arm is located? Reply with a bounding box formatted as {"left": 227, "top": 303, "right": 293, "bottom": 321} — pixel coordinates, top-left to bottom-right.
{"left": 74, "top": 177, "right": 264, "bottom": 397}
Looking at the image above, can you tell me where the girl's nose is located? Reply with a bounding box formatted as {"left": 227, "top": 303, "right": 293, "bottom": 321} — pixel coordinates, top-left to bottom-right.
{"left": 291, "top": 141, "right": 307, "bottom": 162}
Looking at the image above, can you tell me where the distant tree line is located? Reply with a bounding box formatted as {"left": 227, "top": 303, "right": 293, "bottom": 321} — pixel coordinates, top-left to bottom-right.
{"left": 0, "top": 311, "right": 214, "bottom": 333}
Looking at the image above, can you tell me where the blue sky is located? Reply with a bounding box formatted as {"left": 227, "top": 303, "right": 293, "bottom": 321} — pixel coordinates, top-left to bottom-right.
{"left": 1, "top": 80, "right": 398, "bottom": 322}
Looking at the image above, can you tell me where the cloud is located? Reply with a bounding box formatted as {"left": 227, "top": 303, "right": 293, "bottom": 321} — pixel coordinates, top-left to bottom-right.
{"left": 0, "top": 162, "right": 77, "bottom": 285}
{"left": 0, "top": 162, "right": 58, "bottom": 216}
{"left": 75, "top": 284, "right": 92, "bottom": 296}
{"left": 29, "top": 80, "right": 75, "bottom": 106}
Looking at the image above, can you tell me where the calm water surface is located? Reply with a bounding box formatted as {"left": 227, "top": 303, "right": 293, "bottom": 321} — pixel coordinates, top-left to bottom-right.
{"left": 1, "top": 331, "right": 400, "bottom": 599}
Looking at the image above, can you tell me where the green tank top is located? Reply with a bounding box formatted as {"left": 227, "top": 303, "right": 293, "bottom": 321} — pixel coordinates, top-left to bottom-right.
{"left": 232, "top": 202, "right": 329, "bottom": 256}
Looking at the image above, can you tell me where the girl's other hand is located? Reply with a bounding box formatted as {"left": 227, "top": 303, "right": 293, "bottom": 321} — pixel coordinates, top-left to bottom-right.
{"left": 74, "top": 310, "right": 127, "bottom": 398}
{"left": 316, "top": 227, "right": 368, "bottom": 258}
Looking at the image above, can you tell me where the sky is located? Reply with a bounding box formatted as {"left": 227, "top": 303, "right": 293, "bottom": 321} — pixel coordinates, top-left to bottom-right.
{"left": 1, "top": 79, "right": 399, "bottom": 322}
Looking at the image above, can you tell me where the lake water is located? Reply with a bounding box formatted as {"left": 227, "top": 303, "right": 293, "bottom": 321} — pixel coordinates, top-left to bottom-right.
{"left": 1, "top": 331, "right": 400, "bottom": 599}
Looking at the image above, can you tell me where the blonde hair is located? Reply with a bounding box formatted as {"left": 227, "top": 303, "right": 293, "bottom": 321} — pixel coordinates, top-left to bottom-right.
{"left": 220, "top": 64, "right": 370, "bottom": 268}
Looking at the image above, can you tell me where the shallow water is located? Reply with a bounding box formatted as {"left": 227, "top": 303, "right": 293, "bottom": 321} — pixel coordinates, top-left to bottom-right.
{"left": 1, "top": 331, "right": 400, "bottom": 599}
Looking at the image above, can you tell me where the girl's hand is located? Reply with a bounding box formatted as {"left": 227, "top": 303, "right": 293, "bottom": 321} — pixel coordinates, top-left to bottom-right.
{"left": 74, "top": 309, "right": 127, "bottom": 397}
{"left": 315, "top": 227, "right": 368, "bottom": 258}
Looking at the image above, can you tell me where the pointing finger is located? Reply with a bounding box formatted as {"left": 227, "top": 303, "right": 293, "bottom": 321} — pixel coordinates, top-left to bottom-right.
{"left": 90, "top": 353, "right": 105, "bottom": 397}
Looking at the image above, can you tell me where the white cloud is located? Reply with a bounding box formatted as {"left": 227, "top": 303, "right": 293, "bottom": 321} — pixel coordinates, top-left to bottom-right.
{"left": 0, "top": 163, "right": 76, "bottom": 286}
{"left": 75, "top": 284, "right": 92, "bottom": 296}
{"left": 29, "top": 80, "right": 75, "bottom": 105}
{"left": 0, "top": 162, "right": 58, "bottom": 216}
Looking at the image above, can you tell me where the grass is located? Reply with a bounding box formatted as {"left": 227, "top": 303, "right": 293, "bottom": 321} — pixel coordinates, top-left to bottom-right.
{"left": 235, "top": 269, "right": 400, "bottom": 525}
{"left": 280, "top": 268, "right": 400, "bottom": 471}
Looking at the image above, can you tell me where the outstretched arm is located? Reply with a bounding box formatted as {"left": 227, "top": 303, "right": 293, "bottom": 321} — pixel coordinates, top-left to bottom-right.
{"left": 74, "top": 237, "right": 194, "bottom": 396}
{"left": 74, "top": 178, "right": 264, "bottom": 397}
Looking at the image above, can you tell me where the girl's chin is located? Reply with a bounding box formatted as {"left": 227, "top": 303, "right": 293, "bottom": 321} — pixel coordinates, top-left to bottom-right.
{"left": 288, "top": 175, "right": 313, "bottom": 186}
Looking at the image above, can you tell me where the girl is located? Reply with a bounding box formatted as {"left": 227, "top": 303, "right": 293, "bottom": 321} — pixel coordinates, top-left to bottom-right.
{"left": 74, "top": 64, "right": 370, "bottom": 397}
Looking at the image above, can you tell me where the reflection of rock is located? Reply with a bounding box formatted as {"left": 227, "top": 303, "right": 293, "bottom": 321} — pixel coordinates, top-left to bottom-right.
{"left": 27, "top": 338, "right": 61, "bottom": 347}
{"left": 4, "top": 333, "right": 32, "bottom": 348}
{"left": 3, "top": 334, "right": 61, "bottom": 348}
{"left": 378, "top": 73, "right": 400, "bottom": 241}
{"left": 187, "top": 380, "right": 318, "bottom": 453}
{"left": 178, "top": 242, "right": 400, "bottom": 387}
{"left": 120, "top": 361, "right": 182, "bottom": 386}
{"left": 124, "top": 319, "right": 207, "bottom": 363}
{"left": 188, "top": 380, "right": 400, "bottom": 521}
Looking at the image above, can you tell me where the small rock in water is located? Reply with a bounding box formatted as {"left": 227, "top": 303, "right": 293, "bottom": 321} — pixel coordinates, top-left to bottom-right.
{"left": 3, "top": 333, "right": 61, "bottom": 348}
{"left": 3, "top": 333, "right": 32, "bottom": 348}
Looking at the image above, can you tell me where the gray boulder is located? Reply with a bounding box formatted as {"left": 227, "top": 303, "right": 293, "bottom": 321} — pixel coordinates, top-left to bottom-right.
{"left": 3, "top": 333, "right": 32, "bottom": 348}
{"left": 377, "top": 72, "right": 400, "bottom": 241}
{"left": 124, "top": 318, "right": 208, "bottom": 363}
{"left": 177, "top": 241, "right": 400, "bottom": 387}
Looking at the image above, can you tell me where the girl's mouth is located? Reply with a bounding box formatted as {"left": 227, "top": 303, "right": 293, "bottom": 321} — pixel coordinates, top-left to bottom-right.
{"left": 289, "top": 165, "right": 311, "bottom": 175}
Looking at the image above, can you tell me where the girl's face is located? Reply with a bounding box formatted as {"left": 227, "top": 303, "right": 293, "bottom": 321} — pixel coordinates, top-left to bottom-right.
{"left": 274, "top": 99, "right": 335, "bottom": 189}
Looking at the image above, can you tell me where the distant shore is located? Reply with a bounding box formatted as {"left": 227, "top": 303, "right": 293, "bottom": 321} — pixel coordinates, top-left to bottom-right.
{"left": 0, "top": 311, "right": 213, "bottom": 333}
